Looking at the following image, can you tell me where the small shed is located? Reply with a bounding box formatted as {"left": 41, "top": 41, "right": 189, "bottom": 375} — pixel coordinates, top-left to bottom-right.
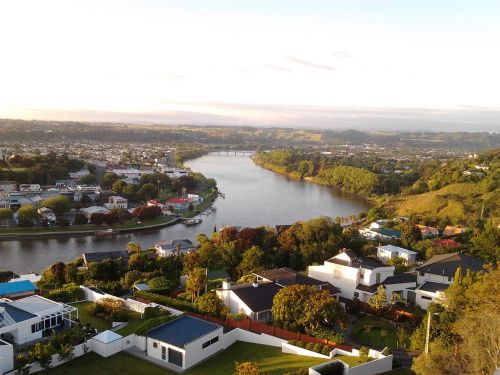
{"left": 92, "top": 330, "right": 123, "bottom": 357}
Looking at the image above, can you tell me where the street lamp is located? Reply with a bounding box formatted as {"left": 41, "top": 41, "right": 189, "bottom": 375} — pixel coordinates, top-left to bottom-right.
{"left": 424, "top": 311, "right": 440, "bottom": 354}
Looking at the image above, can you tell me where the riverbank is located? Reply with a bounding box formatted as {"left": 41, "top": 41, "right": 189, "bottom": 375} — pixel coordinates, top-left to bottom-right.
{"left": 0, "top": 215, "right": 181, "bottom": 240}
{"left": 251, "top": 154, "right": 377, "bottom": 205}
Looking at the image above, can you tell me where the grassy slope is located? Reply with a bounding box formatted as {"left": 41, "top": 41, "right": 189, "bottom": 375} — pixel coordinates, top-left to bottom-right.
{"left": 384, "top": 182, "right": 499, "bottom": 226}
{"left": 41, "top": 342, "right": 328, "bottom": 375}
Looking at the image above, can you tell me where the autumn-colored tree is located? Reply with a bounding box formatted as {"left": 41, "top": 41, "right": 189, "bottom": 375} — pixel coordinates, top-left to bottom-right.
{"left": 234, "top": 362, "right": 263, "bottom": 375}
{"left": 186, "top": 267, "right": 207, "bottom": 302}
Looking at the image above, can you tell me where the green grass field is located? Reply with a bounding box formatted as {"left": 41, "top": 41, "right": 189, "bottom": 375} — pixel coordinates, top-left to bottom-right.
{"left": 41, "top": 342, "right": 329, "bottom": 375}
{"left": 71, "top": 301, "right": 112, "bottom": 331}
{"left": 352, "top": 316, "right": 403, "bottom": 349}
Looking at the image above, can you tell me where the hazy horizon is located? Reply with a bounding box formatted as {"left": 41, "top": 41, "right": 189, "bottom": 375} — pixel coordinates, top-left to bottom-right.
{"left": 1, "top": 0, "right": 499, "bottom": 131}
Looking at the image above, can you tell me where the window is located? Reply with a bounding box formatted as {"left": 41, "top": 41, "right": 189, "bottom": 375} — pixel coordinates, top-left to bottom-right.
{"left": 202, "top": 336, "right": 219, "bottom": 349}
{"left": 419, "top": 271, "right": 425, "bottom": 277}
{"left": 421, "top": 296, "right": 432, "bottom": 300}
{"left": 376, "top": 273, "right": 381, "bottom": 283}
{"left": 161, "top": 346, "right": 166, "bottom": 360}
{"left": 168, "top": 348, "right": 183, "bottom": 367}
{"left": 153, "top": 342, "right": 158, "bottom": 348}
{"left": 448, "top": 277, "right": 452, "bottom": 282}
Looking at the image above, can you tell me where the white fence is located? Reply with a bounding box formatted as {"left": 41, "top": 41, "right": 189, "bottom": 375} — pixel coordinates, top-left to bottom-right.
{"left": 80, "top": 286, "right": 183, "bottom": 316}
{"left": 222, "top": 328, "right": 287, "bottom": 349}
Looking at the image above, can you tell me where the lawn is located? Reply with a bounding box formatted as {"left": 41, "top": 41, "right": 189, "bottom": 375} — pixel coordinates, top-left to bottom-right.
{"left": 352, "top": 316, "right": 402, "bottom": 349}
{"left": 72, "top": 301, "right": 143, "bottom": 333}
{"left": 40, "top": 342, "right": 328, "bottom": 375}
{"left": 334, "top": 355, "right": 368, "bottom": 366}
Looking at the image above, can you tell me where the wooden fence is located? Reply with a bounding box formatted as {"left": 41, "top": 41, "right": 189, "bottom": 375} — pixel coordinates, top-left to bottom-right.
{"left": 187, "top": 312, "right": 353, "bottom": 352}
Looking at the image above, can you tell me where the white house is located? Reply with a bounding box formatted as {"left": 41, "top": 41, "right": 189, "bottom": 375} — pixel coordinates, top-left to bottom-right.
{"left": 409, "top": 252, "right": 484, "bottom": 309}
{"left": 19, "top": 184, "right": 41, "bottom": 192}
{"left": 0, "top": 295, "right": 77, "bottom": 345}
{"left": 308, "top": 249, "right": 396, "bottom": 302}
{"left": 81, "top": 206, "right": 110, "bottom": 220}
{"left": 147, "top": 315, "right": 223, "bottom": 372}
{"left": 0, "top": 181, "right": 16, "bottom": 192}
{"left": 377, "top": 245, "right": 417, "bottom": 264}
{"left": 187, "top": 194, "right": 203, "bottom": 204}
{"left": 154, "top": 239, "right": 196, "bottom": 257}
{"left": 104, "top": 196, "right": 128, "bottom": 210}
{"left": 38, "top": 207, "right": 57, "bottom": 223}
{"left": 359, "top": 227, "right": 401, "bottom": 241}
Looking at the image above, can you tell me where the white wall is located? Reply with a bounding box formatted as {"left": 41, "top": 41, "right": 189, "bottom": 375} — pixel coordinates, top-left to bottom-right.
{"left": 92, "top": 338, "right": 123, "bottom": 358}
{"left": 347, "top": 354, "right": 393, "bottom": 375}
{"left": 0, "top": 316, "right": 43, "bottom": 345}
{"left": 184, "top": 327, "right": 224, "bottom": 369}
{"left": 216, "top": 289, "right": 253, "bottom": 316}
{"left": 417, "top": 273, "right": 453, "bottom": 285}
{"left": 222, "top": 328, "right": 286, "bottom": 349}
{"left": 0, "top": 341, "right": 14, "bottom": 375}
{"left": 282, "top": 343, "right": 330, "bottom": 359}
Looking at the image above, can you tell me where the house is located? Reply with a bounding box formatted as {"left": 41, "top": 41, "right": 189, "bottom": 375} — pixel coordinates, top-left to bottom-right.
{"left": 217, "top": 267, "right": 341, "bottom": 323}
{"left": 147, "top": 200, "right": 164, "bottom": 209}
{"left": 416, "top": 225, "right": 439, "bottom": 239}
{"left": 0, "top": 280, "right": 37, "bottom": 299}
{"left": 147, "top": 315, "right": 223, "bottom": 372}
{"left": 81, "top": 206, "right": 110, "bottom": 220}
{"left": 19, "top": 184, "right": 41, "bottom": 192}
{"left": 104, "top": 196, "right": 128, "bottom": 210}
{"left": 0, "top": 295, "right": 77, "bottom": 345}
{"left": 359, "top": 227, "right": 401, "bottom": 241}
{"left": 409, "top": 252, "right": 484, "bottom": 309}
{"left": 308, "top": 249, "right": 397, "bottom": 303}
{"left": 187, "top": 194, "right": 203, "bottom": 204}
{"left": 253, "top": 267, "right": 341, "bottom": 298}
{"left": 0, "top": 181, "right": 16, "bottom": 192}
{"left": 442, "top": 226, "right": 465, "bottom": 237}
{"left": 166, "top": 197, "right": 190, "bottom": 211}
{"left": 369, "top": 220, "right": 390, "bottom": 229}
{"left": 154, "top": 239, "right": 196, "bottom": 257}
{"left": 82, "top": 251, "right": 129, "bottom": 267}
{"left": 377, "top": 245, "right": 417, "bottom": 264}
{"left": 216, "top": 281, "right": 280, "bottom": 322}
{"left": 38, "top": 207, "right": 57, "bottom": 223}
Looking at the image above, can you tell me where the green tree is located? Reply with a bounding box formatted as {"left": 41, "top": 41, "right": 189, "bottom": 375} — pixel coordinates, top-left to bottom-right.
{"left": 236, "top": 246, "right": 267, "bottom": 279}
{"left": 17, "top": 205, "right": 39, "bottom": 226}
{"left": 57, "top": 343, "right": 75, "bottom": 363}
{"left": 368, "top": 285, "right": 388, "bottom": 311}
{"left": 137, "top": 183, "right": 157, "bottom": 201}
{"left": 272, "top": 285, "right": 347, "bottom": 331}
{"left": 102, "top": 172, "right": 119, "bottom": 189}
{"left": 194, "top": 292, "right": 225, "bottom": 317}
{"left": 401, "top": 223, "right": 422, "bottom": 248}
{"left": 126, "top": 242, "right": 142, "bottom": 254}
{"left": 186, "top": 267, "right": 207, "bottom": 302}
{"left": 79, "top": 173, "right": 96, "bottom": 185}
{"left": 0, "top": 208, "right": 12, "bottom": 221}
{"left": 122, "top": 184, "right": 140, "bottom": 200}
{"left": 41, "top": 195, "right": 72, "bottom": 215}
{"left": 29, "top": 342, "right": 54, "bottom": 370}
{"left": 470, "top": 227, "right": 499, "bottom": 263}
{"left": 111, "top": 179, "right": 126, "bottom": 195}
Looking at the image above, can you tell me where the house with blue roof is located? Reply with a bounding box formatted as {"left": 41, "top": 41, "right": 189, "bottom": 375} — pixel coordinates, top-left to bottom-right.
{"left": 0, "top": 280, "right": 37, "bottom": 299}
{"left": 146, "top": 315, "right": 223, "bottom": 372}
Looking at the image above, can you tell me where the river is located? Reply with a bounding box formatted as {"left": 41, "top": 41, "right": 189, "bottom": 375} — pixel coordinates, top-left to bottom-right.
{"left": 0, "top": 154, "right": 371, "bottom": 273}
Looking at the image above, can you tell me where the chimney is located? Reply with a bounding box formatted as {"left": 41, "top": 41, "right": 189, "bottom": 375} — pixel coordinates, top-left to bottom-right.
{"left": 222, "top": 280, "right": 232, "bottom": 290}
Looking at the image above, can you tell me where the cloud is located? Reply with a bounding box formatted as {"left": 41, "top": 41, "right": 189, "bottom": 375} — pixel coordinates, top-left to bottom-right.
{"left": 160, "top": 73, "right": 188, "bottom": 81}
{"left": 333, "top": 50, "right": 354, "bottom": 59}
{"left": 265, "top": 64, "right": 293, "bottom": 73}
{"left": 285, "top": 56, "right": 335, "bottom": 71}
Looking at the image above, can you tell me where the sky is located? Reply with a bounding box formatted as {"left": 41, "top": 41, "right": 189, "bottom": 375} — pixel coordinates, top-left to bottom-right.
{"left": 0, "top": 0, "right": 499, "bottom": 131}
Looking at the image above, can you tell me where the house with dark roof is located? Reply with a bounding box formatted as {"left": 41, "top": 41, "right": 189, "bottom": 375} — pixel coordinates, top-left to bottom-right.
{"left": 146, "top": 315, "right": 223, "bottom": 371}
{"left": 0, "top": 280, "right": 37, "bottom": 299}
{"left": 216, "top": 281, "right": 280, "bottom": 322}
{"left": 408, "top": 252, "right": 484, "bottom": 308}
{"left": 82, "top": 251, "right": 128, "bottom": 267}
{"left": 253, "top": 267, "right": 341, "bottom": 297}
{"left": 359, "top": 227, "right": 401, "bottom": 241}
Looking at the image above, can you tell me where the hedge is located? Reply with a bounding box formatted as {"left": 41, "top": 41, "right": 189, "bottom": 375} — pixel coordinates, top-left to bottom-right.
{"left": 135, "top": 291, "right": 199, "bottom": 313}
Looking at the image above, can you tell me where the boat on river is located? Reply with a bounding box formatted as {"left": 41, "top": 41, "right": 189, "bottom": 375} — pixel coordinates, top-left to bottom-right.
{"left": 184, "top": 218, "right": 202, "bottom": 226}
{"left": 96, "top": 228, "right": 116, "bottom": 237}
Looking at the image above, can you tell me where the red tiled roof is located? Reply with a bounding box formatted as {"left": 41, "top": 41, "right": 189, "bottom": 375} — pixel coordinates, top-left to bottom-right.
{"left": 167, "top": 197, "right": 189, "bottom": 204}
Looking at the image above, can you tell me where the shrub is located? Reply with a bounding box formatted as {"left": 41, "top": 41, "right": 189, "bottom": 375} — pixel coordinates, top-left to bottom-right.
{"left": 321, "top": 345, "right": 332, "bottom": 356}
{"left": 312, "top": 343, "right": 323, "bottom": 353}
{"left": 306, "top": 326, "right": 345, "bottom": 344}
{"left": 305, "top": 342, "right": 314, "bottom": 351}
{"left": 135, "top": 315, "right": 176, "bottom": 336}
{"left": 359, "top": 346, "right": 371, "bottom": 363}
{"left": 135, "top": 291, "right": 198, "bottom": 313}
{"left": 110, "top": 309, "right": 129, "bottom": 322}
{"left": 317, "top": 361, "right": 344, "bottom": 375}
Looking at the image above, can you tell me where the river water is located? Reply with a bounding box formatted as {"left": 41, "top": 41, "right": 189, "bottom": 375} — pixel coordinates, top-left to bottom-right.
{"left": 0, "top": 155, "right": 371, "bottom": 273}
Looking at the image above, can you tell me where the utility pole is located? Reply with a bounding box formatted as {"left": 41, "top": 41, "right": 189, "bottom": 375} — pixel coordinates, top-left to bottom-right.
{"left": 424, "top": 311, "right": 431, "bottom": 354}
